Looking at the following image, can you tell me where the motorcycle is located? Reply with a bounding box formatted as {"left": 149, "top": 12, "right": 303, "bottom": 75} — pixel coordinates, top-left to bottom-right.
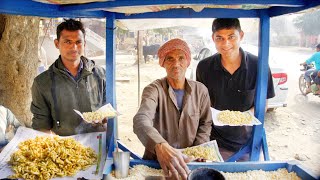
{"left": 299, "top": 64, "right": 319, "bottom": 96}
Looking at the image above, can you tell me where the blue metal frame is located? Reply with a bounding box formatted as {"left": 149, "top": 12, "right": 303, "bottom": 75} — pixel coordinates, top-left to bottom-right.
{"left": 117, "top": 141, "right": 142, "bottom": 160}
{"left": 250, "top": 9, "right": 271, "bottom": 161}
{"left": 0, "top": 0, "right": 108, "bottom": 18}
{"left": 105, "top": 13, "right": 117, "bottom": 158}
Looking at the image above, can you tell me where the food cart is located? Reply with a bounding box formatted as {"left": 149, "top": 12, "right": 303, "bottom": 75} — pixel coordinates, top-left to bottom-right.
{"left": 0, "top": 0, "right": 319, "bottom": 179}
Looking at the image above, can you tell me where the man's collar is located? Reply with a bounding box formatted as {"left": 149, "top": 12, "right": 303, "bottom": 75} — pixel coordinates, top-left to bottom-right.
{"left": 164, "top": 77, "right": 192, "bottom": 94}
{"left": 213, "top": 47, "right": 248, "bottom": 71}
{"left": 57, "top": 56, "right": 84, "bottom": 73}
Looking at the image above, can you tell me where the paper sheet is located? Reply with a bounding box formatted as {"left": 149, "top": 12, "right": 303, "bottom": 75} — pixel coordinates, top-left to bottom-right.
{"left": 0, "top": 127, "right": 106, "bottom": 179}
{"left": 74, "top": 103, "right": 120, "bottom": 123}
{"left": 211, "top": 107, "right": 262, "bottom": 126}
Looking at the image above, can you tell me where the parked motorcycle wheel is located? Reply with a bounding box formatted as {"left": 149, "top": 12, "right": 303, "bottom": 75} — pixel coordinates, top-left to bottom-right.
{"left": 299, "top": 74, "right": 308, "bottom": 95}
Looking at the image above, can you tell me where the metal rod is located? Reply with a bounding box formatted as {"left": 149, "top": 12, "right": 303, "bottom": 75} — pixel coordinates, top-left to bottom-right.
{"left": 137, "top": 30, "right": 141, "bottom": 107}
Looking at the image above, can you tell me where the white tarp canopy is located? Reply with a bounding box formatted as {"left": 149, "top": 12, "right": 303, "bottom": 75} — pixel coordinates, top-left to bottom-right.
{"left": 116, "top": 19, "right": 214, "bottom": 31}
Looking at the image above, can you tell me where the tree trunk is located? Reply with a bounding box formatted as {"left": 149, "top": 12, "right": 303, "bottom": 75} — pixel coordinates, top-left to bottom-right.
{"left": 0, "top": 14, "right": 40, "bottom": 126}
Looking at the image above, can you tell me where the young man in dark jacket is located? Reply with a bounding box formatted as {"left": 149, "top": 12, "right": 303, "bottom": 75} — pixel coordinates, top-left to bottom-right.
{"left": 31, "top": 19, "right": 106, "bottom": 136}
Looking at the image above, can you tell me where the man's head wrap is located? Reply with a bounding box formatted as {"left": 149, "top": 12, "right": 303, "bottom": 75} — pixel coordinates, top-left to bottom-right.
{"left": 157, "top": 38, "right": 191, "bottom": 67}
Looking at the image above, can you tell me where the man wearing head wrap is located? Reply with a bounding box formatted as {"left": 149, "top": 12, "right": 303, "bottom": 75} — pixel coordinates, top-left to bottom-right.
{"left": 133, "top": 38, "right": 212, "bottom": 180}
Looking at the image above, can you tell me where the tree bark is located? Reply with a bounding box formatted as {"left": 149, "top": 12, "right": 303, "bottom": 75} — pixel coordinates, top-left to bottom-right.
{"left": 0, "top": 14, "right": 40, "bottom": 126}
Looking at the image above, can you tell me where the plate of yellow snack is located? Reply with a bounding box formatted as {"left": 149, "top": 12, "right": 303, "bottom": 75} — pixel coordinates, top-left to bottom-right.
{"left": 211, "top": 108, "right": 261, "bottom": 126}
{"left": 74, "top": 103, "right": 119, "bottom": 123}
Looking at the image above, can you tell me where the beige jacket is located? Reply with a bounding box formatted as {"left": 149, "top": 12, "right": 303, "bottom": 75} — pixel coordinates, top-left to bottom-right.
{"left": 133, "top": 78, "right": 212, "bottom": 160}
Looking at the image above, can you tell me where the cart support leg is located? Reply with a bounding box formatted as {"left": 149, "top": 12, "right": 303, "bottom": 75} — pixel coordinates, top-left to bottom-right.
{"left": 105, "top": 13, "right": 117, "bottom": 157}
{"left": 250, "top": 10, "right": 270, "bottom": 161}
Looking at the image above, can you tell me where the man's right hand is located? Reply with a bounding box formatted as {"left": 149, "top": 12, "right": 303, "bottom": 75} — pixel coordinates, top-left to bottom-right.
{"left": 154, "top": 143, "right": 191, "bottom": 180}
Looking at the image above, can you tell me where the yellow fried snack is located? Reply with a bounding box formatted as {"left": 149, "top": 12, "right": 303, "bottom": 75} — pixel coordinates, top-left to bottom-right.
{"left": 8, "top": 136, "right": 97, "bottom": 180}
{"left": 217, "top": 110, "right": 252, "bottom": 125}
{"left": 182, "top": 146, "right": 218, "bottom": 161}
{"left": 83, "top": 111, "right": 115, "bottom": 122}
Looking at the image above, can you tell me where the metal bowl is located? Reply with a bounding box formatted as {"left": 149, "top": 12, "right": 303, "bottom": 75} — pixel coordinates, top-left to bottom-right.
{"left": 188, "top": 167, "right": 225, "bottom": 180}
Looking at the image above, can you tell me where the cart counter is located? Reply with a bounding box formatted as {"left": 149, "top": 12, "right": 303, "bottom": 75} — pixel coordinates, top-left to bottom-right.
{"left": 103, "top": 159, "right": 318, "bottom": 180}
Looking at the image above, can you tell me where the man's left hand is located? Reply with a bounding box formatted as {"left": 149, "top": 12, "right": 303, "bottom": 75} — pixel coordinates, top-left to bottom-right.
{"left": 92, "top": 118, "right": 107, "bottom": 127}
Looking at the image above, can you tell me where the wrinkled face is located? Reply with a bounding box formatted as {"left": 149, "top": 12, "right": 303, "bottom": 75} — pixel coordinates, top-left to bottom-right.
{"left": 54, "top": 29, "right": 85, "bottom": 63}
{"left": 212, "top": 28, "right": 243, "bottom": 58}
{"left": 163, "top": 49, "right": 188, "bottom": 81}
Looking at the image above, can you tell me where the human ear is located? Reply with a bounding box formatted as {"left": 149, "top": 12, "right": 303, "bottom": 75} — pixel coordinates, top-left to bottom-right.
{"left": 239, "top": 31, "right": 244, "bottom": 40}
{"left": 54, "top": 39, "right": 59, "bottom": 49}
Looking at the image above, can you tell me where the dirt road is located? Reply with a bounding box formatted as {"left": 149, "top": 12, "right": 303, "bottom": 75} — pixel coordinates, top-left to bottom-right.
{"left": 265, "top": 46, "right": 320, "bottom": 176}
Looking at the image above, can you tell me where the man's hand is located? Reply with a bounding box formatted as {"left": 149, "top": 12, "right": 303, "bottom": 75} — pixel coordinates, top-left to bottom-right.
{"left": 317, "top": 70, "right": 320, "bottom": 77}
{"left": 154, "top": 143, "right": 191, "bottom": 180}
{"left": 91, "top": 118, "right": 108, "bottom": 128}
{"left": 92, "top": 117, "right": 107, "bottom": 124}
{"left": 249, "top": 107, "right": 254, "bottom": 114}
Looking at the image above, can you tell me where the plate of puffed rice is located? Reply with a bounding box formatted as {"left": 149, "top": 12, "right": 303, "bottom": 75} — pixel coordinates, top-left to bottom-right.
{"left": 74, "top": 103, "right": 119, "bottom": 123}
{"left": 181, "top": 140, "right": 224, "bottom": 162}
{"left": 211, "top": 108, "right": 261, "bottom": 126}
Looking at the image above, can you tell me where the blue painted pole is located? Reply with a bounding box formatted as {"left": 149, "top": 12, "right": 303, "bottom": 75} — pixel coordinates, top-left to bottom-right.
{"left": 250, "top": 9, "right": 270, "bottom": 161}
{"left": 262, "top": 128, "right": 270, "bottom": 161}
{"left": 105, "top": 13, "right": 117, "bottom": 158}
